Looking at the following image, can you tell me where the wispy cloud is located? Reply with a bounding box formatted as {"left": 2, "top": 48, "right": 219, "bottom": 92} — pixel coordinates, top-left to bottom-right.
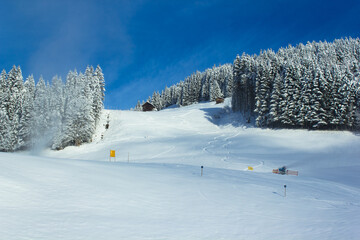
{"left": 16, "top": 0, "right": 141, "bottom": 81}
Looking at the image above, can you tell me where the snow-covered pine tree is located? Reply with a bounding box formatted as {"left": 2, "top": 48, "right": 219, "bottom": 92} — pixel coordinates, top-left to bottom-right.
{"left": 0, "top": 108, "right": 11, "bottom": 151}
{"left": 173, "top": 84, "right": 182, "bottom": 106}
{"left": 17, "top": 75, "right": 35, "bottom": 150}
{"left": 297, "top": 66, "right": 313, "bottom": 128}
{"left": 232, "top": 54, "right": 241, "bottom": 112}
{"left": 0, "top": 69, "right": 12, "bottom": 151}
{"left": 232, "top": 53, "right": 256, "bottom": 121}
{"left": 52, "top": 70, "right": 77, "bottom": 149}
{"left": 32, "top": 76, "right": 50, "bottom": 148}
{"left": 355, "top": 83, "right": 360, "bottom": 129}
{"left": 93, "top": 65, "right": 105, "bottom": 124}
{"left": 85, "top": 65, "right": 96, "bottom": 120}
{"left": 199, "top": 71, "right": 210, "bottom": 102}
{"left": 222, "top": 65, "right": 234, "bottom": 98}
{"left": 210, "top": 72, "right": 223, "bottom": 101}
{"left": 162, "top": 86, "right": 172, "bottom": 107}
{"left": 341, "top": 66, "right": 357, "bottom": 129}
{"left": 289, "top": 62, "right": 302, "bottom": 127}
{"left": 7, "top": 66, "right": 24, "bottom": 151}
{"left": 75, "top": 73, "right": 96, "bottom": 144}
{"left": 268, "top": 73, "right": 283, "bottom": 127}
{"left": 151, "top": 91, "right": 162, "bottom": 110}
{"left": 85, "top": 66, "right": 98, "bottom": 124}
{"left": 190, "top": 71, "right": 202, "bottom": 103}
{"left": 255, "top": 60, "right": 272, "bottom": 127}
{"left": 55, "top": 71, "right": 80, "bottom": 148}
{"left": 134, "top": 100, "right": 142, "bottom": 111}
{"left": 329, "top": 65, "right": 345, "bottom": 129}
{"left": 180, "top": 78, "right": 191, "bottom": 106}
{"left": 175, "top": 82, "right": 184, "bottom": 106}
{"left": 48, "top": 76, "right": 64, "bottom": 147}
{"left": 278, "top": 63, "right": 294, "bottom": 127}
{"left": 310, "top": 66, "right": 327, "bottom": 129}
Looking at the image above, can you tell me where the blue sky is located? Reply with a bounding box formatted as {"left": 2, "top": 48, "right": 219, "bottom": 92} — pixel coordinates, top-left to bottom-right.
{"left": 1, "top": 0, "right": 360, "bottom": 109}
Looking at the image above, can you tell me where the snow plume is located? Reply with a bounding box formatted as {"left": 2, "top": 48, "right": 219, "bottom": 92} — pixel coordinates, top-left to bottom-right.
{"left": 0, "top": 66, "right": 105, "bottom": 152}
{"left": 29, "top": 132, "right": 53, "bottom": 155}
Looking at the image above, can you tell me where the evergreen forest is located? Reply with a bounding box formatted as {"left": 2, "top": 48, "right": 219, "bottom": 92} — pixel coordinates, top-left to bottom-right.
{"left": 0, "top": 65, "right": 105, "bottom": 152}
{"left": 140, "top": 38, "right": 360, "bottom": 131}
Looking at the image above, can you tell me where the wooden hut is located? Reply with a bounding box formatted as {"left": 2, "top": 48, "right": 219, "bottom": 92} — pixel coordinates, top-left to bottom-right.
{"left": 142, "top": 102, "right": 156, "bottom": 112}
{"left": 216, "top": 97, "right": 225, "bottom": 104}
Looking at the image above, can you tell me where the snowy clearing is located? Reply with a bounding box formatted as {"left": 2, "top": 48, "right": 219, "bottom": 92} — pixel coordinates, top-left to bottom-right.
{"left": 1, "top": 100, "right": 360, "bottom": 239}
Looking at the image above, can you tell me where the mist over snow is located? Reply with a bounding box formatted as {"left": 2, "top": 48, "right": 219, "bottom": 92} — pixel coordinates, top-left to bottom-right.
{"left": 1, "top": 100, "right": 359, "bottom": 239}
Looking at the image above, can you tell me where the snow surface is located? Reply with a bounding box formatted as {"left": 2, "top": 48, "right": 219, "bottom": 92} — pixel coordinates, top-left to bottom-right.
{"left": 1, "top": 99, "right": 360, "bottom": 239}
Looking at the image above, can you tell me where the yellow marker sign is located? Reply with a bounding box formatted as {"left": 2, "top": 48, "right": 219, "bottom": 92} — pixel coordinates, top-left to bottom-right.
{"left": 248, "top": 166, "right": 254, "bottom": 171}
{"left": 110, "top": 150, "right": 115, "bottom": 157}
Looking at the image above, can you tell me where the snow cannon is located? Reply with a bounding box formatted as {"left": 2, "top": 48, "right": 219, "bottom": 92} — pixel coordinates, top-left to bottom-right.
{"left": 272, "top": 166, "right": 298, "bottom": 176}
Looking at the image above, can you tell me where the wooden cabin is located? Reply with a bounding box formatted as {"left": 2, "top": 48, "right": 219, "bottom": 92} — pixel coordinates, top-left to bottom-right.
{"left": 216, "top": 97, "right": 225, "bottom": 104}
{"left": 142, "top": 102, "right": 156, "bottom": 112}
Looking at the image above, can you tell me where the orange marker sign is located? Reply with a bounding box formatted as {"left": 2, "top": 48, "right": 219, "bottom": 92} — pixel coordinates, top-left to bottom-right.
{"left": 110, "top": 150, "right": 115, "bottom": 157}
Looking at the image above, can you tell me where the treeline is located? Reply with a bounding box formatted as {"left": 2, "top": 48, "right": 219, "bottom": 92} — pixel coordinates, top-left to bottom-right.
{"left": 135, "top": 64, "right": 233, "bottom": 111}
{"left": 136, "top": 37, "right": 360, "bottom": 131}
{"left": 232, "top": 37, "right": 360, "bottom": 130}
{"left": 0, "top": 65, "right": 105, "bottom": 152}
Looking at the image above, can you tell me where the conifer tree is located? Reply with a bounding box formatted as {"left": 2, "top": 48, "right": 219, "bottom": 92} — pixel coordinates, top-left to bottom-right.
{"left": 7, "top": 66, "right": 24, "bottom": 150}
{"left": 94, "top": 65, "right": 105, "bottom": 123}
{"left": 232, "top": 54, "right": 242, "bottom": 112}
{"left": 268, "top": 73, "right": 283, "bottom": 127}
{"left": 32, "top": 76, "right": 50, "bottom": 148}
{"left": 210, "top": 74, "right": 223, "bottom": 101}
{"left": 17, "top": 75, "right": 35, "bottom": 149}
{"left": 0, "top": 70, "right": 12, "bottom": 151}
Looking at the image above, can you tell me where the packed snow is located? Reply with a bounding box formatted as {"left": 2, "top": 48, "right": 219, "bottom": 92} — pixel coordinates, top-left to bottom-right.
{"left": 1, "top": 99, "right": 360, "bottom": 239}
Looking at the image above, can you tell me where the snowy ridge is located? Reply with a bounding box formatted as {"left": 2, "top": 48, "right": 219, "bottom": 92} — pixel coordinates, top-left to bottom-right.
{"left": 1, "top": 100, "right": 360, "bottom": 239}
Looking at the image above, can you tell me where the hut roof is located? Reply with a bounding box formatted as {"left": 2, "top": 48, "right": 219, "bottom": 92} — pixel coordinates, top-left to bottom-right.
{"left": 216, "top": 97, "right": 225, "bottom": 104}
{"left": 142, "top": 102, "right": 156, "bottom": 111}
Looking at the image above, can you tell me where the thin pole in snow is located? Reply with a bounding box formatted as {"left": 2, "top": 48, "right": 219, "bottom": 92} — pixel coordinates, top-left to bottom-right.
{"left": 284, "top": 185, "right": 287, "bottom": 197}
{"left": 201, "top": 166, "right": 203, "bottom": 176}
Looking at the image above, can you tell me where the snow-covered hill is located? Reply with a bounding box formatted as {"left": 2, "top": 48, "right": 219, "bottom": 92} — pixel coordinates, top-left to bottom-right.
{"left": 1, "top": 99, "right": 360, "bottom": 239}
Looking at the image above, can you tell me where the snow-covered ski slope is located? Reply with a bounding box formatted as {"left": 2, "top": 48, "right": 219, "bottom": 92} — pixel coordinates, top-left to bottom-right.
{"left": 1, "top": 99, "right": 360, "bottom": 239}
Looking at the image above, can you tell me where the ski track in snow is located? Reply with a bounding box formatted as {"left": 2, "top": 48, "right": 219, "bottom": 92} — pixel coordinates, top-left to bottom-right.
{"left": 150, "top": 146, "right": 176, "bottom": 159}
